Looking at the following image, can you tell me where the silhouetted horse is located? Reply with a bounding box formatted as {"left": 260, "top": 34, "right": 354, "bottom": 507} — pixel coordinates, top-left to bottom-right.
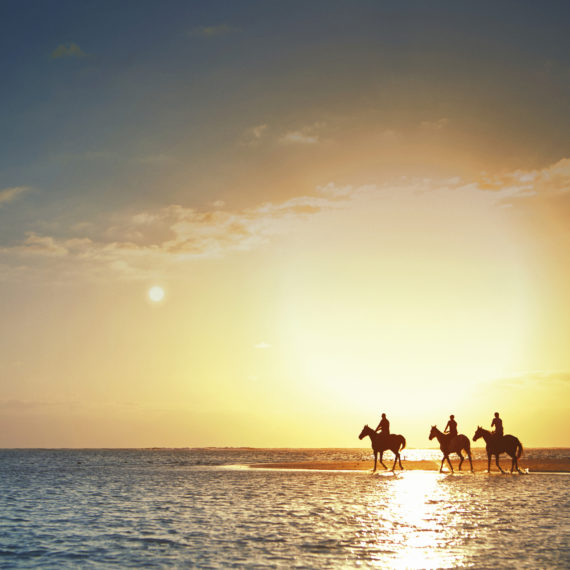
{"left": 358, "top": 425, "right": 406, "bottom": 472}
{"left": 473, "top": 426, "right": 524, "bottom": 474}
{"left": 429, "top": 425, "right": 474, "bottom": 473}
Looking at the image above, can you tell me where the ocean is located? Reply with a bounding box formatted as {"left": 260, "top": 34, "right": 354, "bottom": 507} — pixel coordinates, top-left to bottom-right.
{"left": 0, "top": 448, "right": 568, "bottom": 568}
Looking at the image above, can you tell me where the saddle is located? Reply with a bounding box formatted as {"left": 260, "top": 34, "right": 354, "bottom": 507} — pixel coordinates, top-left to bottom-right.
{"left": 444, "top": 433, "right": 458, "bottom": 450}
{"left": 488, "top": 433, "right": 507, "bottom": 453}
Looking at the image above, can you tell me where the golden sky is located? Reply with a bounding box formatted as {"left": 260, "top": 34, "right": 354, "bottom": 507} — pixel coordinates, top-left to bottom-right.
{"left": 0, "top": 2, "right": 569, "bottom": 447}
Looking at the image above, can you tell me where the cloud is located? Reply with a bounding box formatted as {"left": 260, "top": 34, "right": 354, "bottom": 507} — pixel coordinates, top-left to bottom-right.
{"left": 189, "top": 24, "right": 238, "bottom": 38}
{"left": 279, "top": 122, "right": 325, "bottom": 145}
{"left": 19, "top": 233, "right": 70, "bottom": 257}
{"left": 279, "top": 131, "right": 319, "bottom": 145}
{"left": 488, "top": 371, "right": 570, "bottom": 390}
{"left": 420, "top": 118, "right": 449, "bottom": 131}
{"left": 50, "top": 42, "right": 87, "bottom": 59}
{"left": 2, "top": 157, "right": 569, "bottom": 282}
{"left": 475, "top": 158, "right": 570, "bottom": 212}
{"left": 0, "top": 185, "right": 350, "bottom": 281}
{"left": 241, "top": 124, "right": 269, "bottom": 146}
{"left": 243, "top": 122, "right": 326, "bottom": 146}
{"left": 379, "top": 129, "right": 399, "bottom": 140}
{"left": 0, "top": 186, "right": 28, "bottom": 207}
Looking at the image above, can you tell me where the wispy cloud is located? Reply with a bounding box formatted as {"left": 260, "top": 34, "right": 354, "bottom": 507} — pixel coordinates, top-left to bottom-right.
{"left": 189, "top": 24, "right": 238, "bottom": 38}
{"left": 489, "top": 370, "right": 570, "bottom": 389}
{"left": 477, "top": 157, "right": 570, "bottom": 206}
{"left": 279, "top": 131, "right": 319, "bottom": 145}
{"left": 242, "top": 122, "right": 326, "bottom": 146}
{"left": 2, "top": 157, "right": 569, "bottom": 282}
{"left": 50, "top": 42, "right": 87, "bottom": 59}
{"left": 279, "top": 123, "right": 325, "bottom": 145}
{"left": 0, "top": 186, "right": 29, "bottom": 208}
{"left": 420, "top": 118, "right": 449, "bottom": 131}
{"left": 0, "top": 186, "right": 350, "bottom": 281}
{"left": 241, "top": 124, "right": 269, "bottom": 146}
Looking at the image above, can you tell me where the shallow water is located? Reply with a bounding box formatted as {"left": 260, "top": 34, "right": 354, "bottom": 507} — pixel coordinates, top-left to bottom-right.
{"left": 0, "top": 449, "right": 568, "bottom": 568}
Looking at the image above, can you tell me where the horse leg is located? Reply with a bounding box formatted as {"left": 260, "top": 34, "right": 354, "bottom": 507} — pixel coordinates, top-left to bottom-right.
{"left": 457, "top": 451, "right": 464, "bottom": 471}
{"left": 467, "top": 450, "right": 474, "bottom": 472}
{"left": 398, "top": 451, "right": 404, "bottom": 470}
{"left": 373, "top": 451, "right": 377, "bottom": 472}
{"left": 439, "top": 455, "right": 446, "bottom": 473}
{"left": 446, "top": 454, "right": 454, "bottom": 473}
{"left": 495, "top": 454, "right": 505, "bottom": 474}
{"left": 486, "top": 451, "right": 491, "bottom": 473}
{"left": 391, "top": 452, "right": 398, "bottom": 472}
{"left": 512, "top": 450, "right": 522, "bottom": 474}
{"left": 510, "top": 452, "right": 522, "bottom": 474}
{"left": 515, "top": 453, "right": 523, "bottom": 474}
{"left": 379, "top": 451, "right": 387, "bottom": 470}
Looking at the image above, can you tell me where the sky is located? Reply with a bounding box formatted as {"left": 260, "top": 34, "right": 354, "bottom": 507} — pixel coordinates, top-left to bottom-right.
{"left": 0, "top": 1, "right": 569, "bottom": 448}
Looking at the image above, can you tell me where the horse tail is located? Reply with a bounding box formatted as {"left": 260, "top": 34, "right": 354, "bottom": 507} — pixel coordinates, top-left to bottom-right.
{"left": 399, "top": 436, "right": 406, "bottom": 451}
{"left": 517, "top": 439, "right": 523, "bottom": 459}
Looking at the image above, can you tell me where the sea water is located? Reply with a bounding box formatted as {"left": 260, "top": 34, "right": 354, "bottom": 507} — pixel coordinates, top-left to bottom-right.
{"left": 0, "top": 449, "right": 568, "bottom": 568}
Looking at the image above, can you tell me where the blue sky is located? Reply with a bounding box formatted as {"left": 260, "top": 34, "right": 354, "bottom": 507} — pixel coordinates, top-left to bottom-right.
{"left": 2, "top": 1, "right": 569, "bottom": 223}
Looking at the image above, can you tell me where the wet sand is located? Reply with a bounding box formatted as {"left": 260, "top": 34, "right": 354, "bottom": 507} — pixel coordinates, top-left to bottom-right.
{"left": 250, "top": 459, "right": 570, "bottom": 472}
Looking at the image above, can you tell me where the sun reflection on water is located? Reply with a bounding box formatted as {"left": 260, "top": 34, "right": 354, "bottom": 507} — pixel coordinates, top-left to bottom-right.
{"left": 354, "top": 472, "right": 468, "bottom": 569}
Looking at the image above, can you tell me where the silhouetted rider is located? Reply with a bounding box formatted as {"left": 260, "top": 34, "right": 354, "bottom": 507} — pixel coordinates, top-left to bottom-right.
{"left": 375, "top": 413, "right": 390, "bottom": 436}
{"left": 491, "top": 412, "right": 503, "bottom": 438}
{"left": 444, "top": 414, "right": 458, "bottom": 438}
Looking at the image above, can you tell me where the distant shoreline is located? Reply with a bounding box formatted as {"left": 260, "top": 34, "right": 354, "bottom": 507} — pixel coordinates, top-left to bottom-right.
{"left": 249, "top": 459, "right": 570, "bottom": 473}
{"left": 0, "top": 446, "right": 568, "bottom": 451}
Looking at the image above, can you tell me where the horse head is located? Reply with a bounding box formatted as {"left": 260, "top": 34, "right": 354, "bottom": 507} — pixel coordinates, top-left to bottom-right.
{"left": 358, "top": 425, "right": 371, "bottom": 440}
{"left": 429, "top": 425, "right": 438, "bottom": 440}
{"left": 473, "top": 426, "right": 483, "bottom": 441}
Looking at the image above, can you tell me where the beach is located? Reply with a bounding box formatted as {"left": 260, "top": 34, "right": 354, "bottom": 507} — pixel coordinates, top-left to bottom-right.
{"left": 250, "top": 458, "right": 570, "bottom": 472}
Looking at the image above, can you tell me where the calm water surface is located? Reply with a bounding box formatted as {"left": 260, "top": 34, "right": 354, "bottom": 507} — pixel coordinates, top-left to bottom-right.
{"left": 0, "top": 449, "right": 568, "bottom": 568}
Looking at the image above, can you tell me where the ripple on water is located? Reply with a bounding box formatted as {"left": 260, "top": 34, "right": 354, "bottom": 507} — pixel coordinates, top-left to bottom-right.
{"left": 0, "top": 450, "right": 568, "bottom": 568}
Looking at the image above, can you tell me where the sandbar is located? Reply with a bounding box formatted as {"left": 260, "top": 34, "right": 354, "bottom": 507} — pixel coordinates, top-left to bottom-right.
{"left": 249, "top": 459, "right": 569, "bottom": 473}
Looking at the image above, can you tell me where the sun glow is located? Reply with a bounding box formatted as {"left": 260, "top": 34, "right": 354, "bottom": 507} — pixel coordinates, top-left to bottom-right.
{"left": 148, "top": 286, "right": 165, "bottom": 303}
